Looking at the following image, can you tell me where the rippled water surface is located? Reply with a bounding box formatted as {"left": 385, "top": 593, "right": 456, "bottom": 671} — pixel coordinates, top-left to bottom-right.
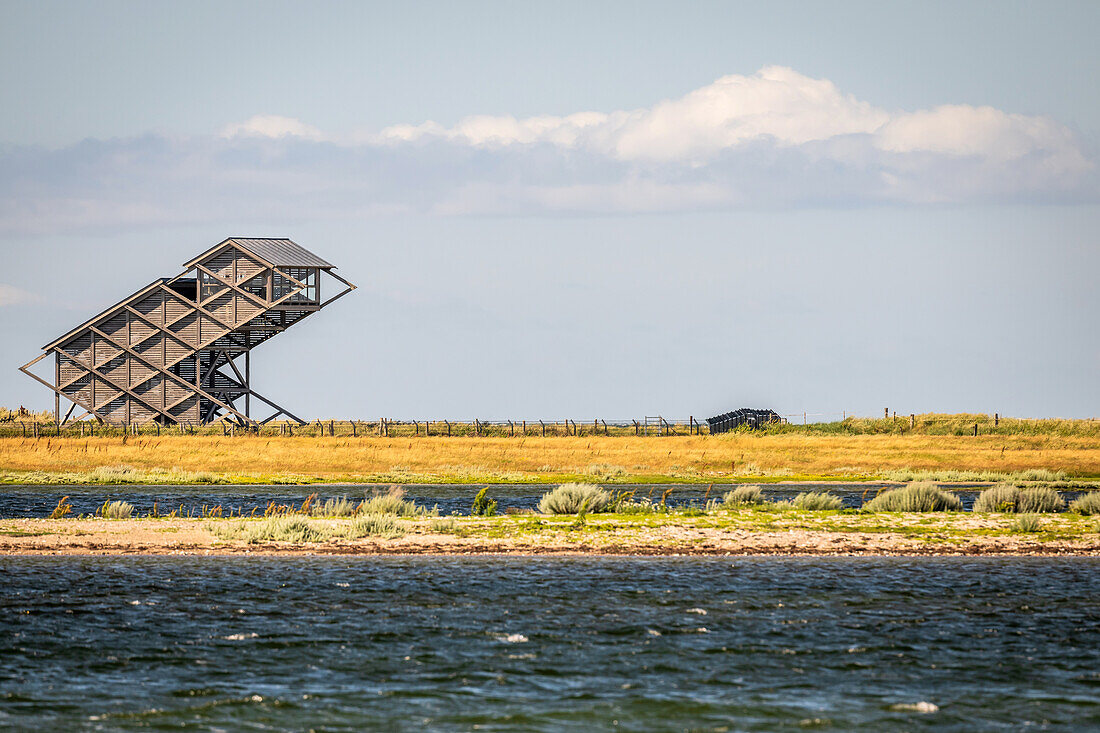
{"left": 1, "top": 483, "right": 1064, "bottom": 517}
{"left": 2, "top": 557, "right": 1099, "bottom": 731}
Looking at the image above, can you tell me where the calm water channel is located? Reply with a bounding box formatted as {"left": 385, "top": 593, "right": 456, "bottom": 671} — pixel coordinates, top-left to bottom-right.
{"left": 1, "top": 557, "right": 1098, "bottom": 731}
{"left": 3, "top": 483, "right": 1078, "bottom": 517}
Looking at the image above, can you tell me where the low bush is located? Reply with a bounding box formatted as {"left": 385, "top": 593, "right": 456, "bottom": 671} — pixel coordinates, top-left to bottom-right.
{"left": 471, "top": 487, "right": 498, "bottom": 517}
{"left": 973, "top": 484, "right": 1021, "bottom": 513}
{"left": 974, "top": 485, "right": 1065, "bottom": 513}
{"left": 723, "top": 486, "right": 765, "bottom": 508}
{"left": 97, "top": 500, "right": 134, "bottom": 519}
{"left": 1011, "top": 514, "right": 1042, "bottom": 533}
{"left": 538, "top": 483, "right": 612, "bottom": 514}
{"left": 1069, "top": 492, "right": 1100, "bottom": 515}
{"left": 863, "top": 482, "right": 962, "bottom": 512}
{"left": 343, "top": 514, "right": 403, "bottom": 539}
{"left": 783, "top": 492, "right": 842, "bottom": 511}
{"left": 313, "top": 497, "right": 359, "bottom": 517}
{"left": 210, "top": 514, "right": 404, "bottom": 543}
{"left": 1018, "top": 487, "right": 1066, "bottom": 513}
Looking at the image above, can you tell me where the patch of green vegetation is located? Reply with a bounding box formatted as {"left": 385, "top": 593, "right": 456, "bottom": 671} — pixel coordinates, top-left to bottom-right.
{"left": 862, "top": 483, "right": 963, "bottom": 512}
{"left": 538, "top": 484, "right": 612, "bottom": 514}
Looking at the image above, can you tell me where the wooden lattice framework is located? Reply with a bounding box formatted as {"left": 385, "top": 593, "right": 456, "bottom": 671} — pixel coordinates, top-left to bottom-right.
{"left": 21, "top": 237, "right": 355, "bottom": 427}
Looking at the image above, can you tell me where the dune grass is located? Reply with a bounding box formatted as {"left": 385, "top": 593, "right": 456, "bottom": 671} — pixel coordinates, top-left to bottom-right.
{"left": 863, "top": 483, "right": 963, "bottom": 512}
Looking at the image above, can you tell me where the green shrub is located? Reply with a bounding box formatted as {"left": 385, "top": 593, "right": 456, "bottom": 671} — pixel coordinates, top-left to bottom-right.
{"left": 342, "top": 514, "right": 403, "bottom": 539}
{"left": 973, "top": 484, "right": 1021, "bottom": 513}
{"left": 538, "top": 483, "right": 612, "bottom": 514}
{"left": 234, "top": 516, "right": 332, "bottom": 543}
{"left": 976, "top": 485, "right": 1066, "bottom": 513}
{"left": 1069, "top": 492, "right": 1100, "bottom": 515}
{"left": 1011, "top": 514, "right": 1042, "bottom": 533}
{"left": 97, "top": 500, "right": 134, "bottom": 519}
{"left": 863, "top": 482, "right": 962, "bottom": 512}
{"left": 471, "top": 487, "right": 497, "bottom": 517}
{"left": 783, "top": 492, "right": 842, "bottom": 511}
{"left": 313, "top": 497, "right": 359, "bottom": 517}
{"left": 1017, "top": 487, "right": 1066, "bottom": 513}
{"left": 723, "top": 486, "right": 765, "bottom": 507}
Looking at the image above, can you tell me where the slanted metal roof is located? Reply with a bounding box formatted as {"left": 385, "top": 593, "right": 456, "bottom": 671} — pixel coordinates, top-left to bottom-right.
{"left": 226, "top": 238, "right": 334, "bottom": 268}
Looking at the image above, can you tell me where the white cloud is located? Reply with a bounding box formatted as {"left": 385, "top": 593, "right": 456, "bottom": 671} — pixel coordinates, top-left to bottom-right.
{"left": 0, "top": 67, "right": 1094, "bottom": 234}
{"left": 371, "top": 66, "right": 1084, "bottom": 171}
{"left": 220, "top": 114, "right": 323, "bottom": 140}
{"left": 0, "top": 284, "right": 35, "bottom": 307}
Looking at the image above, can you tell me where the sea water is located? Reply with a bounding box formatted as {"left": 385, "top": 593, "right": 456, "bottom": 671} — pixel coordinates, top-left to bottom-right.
{"left": 2, "top": 557, "right": 1098, "bottom": 730}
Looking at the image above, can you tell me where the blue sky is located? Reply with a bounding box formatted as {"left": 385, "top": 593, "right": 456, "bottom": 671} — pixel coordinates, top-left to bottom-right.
{"left": 1, "top": 0, "right": 1097, "bottom": 419}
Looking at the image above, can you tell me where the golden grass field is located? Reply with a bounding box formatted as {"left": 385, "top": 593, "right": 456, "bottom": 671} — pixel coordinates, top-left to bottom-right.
{"left": 1, "top": 431, "right": 1098, "bottom": 483}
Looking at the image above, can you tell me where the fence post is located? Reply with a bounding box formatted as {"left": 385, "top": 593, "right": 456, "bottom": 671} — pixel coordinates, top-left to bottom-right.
{"left": 445, "top": 420, "right": 451, "bottom": 437}
{"left": 540, "top": 420, "right": 545, "bottom": 437}
{"left": 633, "top": 419, "right": 639, "bottom": 436}
{"left": 426, "top": 420, "right": 430, "bottom": 437}
{"left": 603, "top": 419, "right": 608, "bottom": 436}
{"left": 509, "top": 420, "right": 514, "bottom": 437}
{"left": 884, "top": 407, "right": 889, "bottom": 419}
{"left": 910, "top": 414, "right": 915, "bottom": 429}
{"left": 20, "top": 421, "right": 25, "bottom": 438}
{"left": 973, "top": 423, "right": 978, "bottom": 436}
{"left": 522, "top": 420, "right": 526, "bottom": 435}
{"left": 994, "top": 413, "right": 999, "bottom": 427}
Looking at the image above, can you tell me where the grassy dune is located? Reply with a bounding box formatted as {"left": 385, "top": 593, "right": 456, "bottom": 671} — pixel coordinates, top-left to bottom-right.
{"left": 1, "top": 428, "right": 1098, "bottom": 484}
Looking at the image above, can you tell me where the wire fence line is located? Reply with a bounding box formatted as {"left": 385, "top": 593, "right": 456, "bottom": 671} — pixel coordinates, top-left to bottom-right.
{"left": 1, "top": 410, "right": 1093, "bottom": 439}
{"left": 0, "top": 416, "right": 711, "bottom": 439}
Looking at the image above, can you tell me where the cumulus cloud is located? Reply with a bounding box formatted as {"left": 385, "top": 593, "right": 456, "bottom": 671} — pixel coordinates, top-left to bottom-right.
{"left": 0, "top": 67, "right": 1093, "bottom": 234}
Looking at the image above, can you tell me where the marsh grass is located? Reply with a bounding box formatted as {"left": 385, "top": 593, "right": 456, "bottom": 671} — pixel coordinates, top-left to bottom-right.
{"left": 723, "top": 486, "right": 765, "bottom": 508}
{"left": 2, "top": 424, "right": 1096, "bottom": 484}
{"left": 360, "top": 487, "right": 434, "bottom": 517}
{"left": 1069, "top": 492, "right": 1100, "bottom": 515}
{"left": 863, "top": 482, "right": 963, "bottom": 512}
{"left": 782, "top": 492, "right": 843, "bottom": 511}
{"left": 538, "top": 484, "right": 612, "bottom": 514}
{"left": 883, "top": 468, "right": 1069, "bottom": 483}
{"left": 97, "top": 500, "right": 133, "bottom": 519}
{"left": 49, "top": 496, "right": 72, "bottom": 519}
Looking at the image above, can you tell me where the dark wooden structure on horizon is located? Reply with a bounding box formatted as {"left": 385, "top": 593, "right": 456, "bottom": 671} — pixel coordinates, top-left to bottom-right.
{"left": 21, "top": 237, "right": 355, "bottom": 427}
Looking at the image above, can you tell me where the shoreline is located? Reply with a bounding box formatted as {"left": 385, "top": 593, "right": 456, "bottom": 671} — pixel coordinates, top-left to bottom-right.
{"left": 4, "top": 515, "right": 1098, "bottom": 557}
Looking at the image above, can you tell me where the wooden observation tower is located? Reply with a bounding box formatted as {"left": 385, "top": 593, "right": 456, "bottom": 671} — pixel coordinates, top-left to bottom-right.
{"left": 20, "top": 237, "right": 355, "bottom": 427}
